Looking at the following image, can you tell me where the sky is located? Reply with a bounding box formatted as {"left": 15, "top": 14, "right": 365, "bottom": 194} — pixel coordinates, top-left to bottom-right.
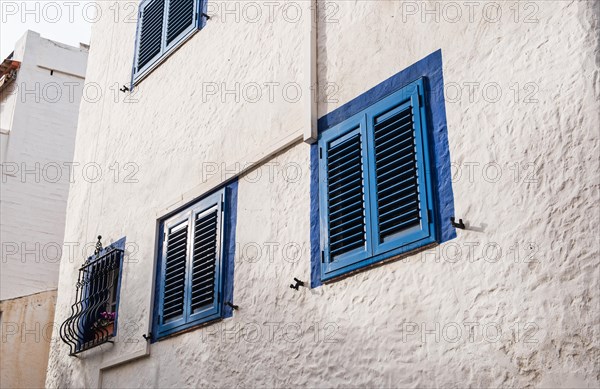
{"left": 1, "top": 1, "right": 93, "bottom": 58}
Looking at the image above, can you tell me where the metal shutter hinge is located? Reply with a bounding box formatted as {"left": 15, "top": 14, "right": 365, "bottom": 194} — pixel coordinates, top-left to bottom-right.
{"left": 290, "top": 278, "right": 305, "bottom": 290}
{"left": 225, "top": 301, "right": 238, "bottom": 310}
{"left": 319, "top": 147, "right": 323, "bottom": 159}
{"left": 321, "top": 250, "right": 325, "bottom": 263}
{"left": 450, "top": 217, "right": 466, "bottom": 229}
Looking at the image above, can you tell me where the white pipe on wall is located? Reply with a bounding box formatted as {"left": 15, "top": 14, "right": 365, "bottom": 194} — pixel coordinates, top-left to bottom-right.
{"left": 304, "top": 0, "right": 318, "bottom": 143}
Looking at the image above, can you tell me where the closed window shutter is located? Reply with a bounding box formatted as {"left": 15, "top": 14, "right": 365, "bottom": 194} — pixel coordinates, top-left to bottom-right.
{"left": 155, "top": 190, "right": 226, "bottom": 338}
{"left": 136, "top": 0, "right": 166, "bottom": 72}
{"left": 161, "top": 221, "right": 188, "bottom": 323}
{"left": 190, "top": 208, "right": 218, "bottom": 313}
{"left": 373, "top": 104, "right": 420, "bottom": 240}
{"left": 368, "top": 82, "right": 434, "bottom": 255}
{"left": 319, "top": 78, "right": 437, "bottom": 281}
{"left": 326, "top": 129, "right": 368, "bottom": 259}
{"left": 133, "top": 0, "right": 203, "bottom": 82}
{"left": 320, "top": 120, "right": 375, "bottom": 276}
{"left": 166, "top": 0, "right": 196, "bottom": 45}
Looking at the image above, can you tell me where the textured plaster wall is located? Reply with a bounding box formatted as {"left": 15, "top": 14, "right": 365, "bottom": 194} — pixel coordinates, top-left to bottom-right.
{"left": 47, "top": 1, "right": 598, "bottom": 388}
{"left": 0, "top": 290, "right": 57, "bottom": 389}
{"left": 0, "top": 31, "right": 88, "bottom": 300}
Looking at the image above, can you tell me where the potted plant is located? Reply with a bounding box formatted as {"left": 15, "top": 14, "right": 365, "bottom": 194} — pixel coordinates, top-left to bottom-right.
{"left": 92, "top": 311, "right": 116, "bottom": 340}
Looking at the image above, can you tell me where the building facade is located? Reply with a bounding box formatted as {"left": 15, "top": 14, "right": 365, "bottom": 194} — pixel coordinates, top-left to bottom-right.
{"left": 0, "top": 31, "right": 88, "bottom": 388}
{"left": 47, "top": 1, "right": 598, "bottom": 388}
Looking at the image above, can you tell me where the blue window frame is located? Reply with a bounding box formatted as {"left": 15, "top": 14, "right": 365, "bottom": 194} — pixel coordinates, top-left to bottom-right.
{"left": 153, "top": 185, "right": 236, "bottom": 340}
{"left": 318, "top": 78, "right": 438, "bottom": 281}
{"left": 132, "top": 0, "right": 207, "bottom": 84}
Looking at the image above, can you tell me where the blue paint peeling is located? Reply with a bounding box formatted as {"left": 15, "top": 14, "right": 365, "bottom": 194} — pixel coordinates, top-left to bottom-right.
{"left": 310, "top": 49, "right": 456, "bottom": 287}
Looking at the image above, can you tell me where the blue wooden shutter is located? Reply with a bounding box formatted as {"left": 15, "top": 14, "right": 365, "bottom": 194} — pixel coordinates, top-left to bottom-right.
{"left": 166, "top": 0, "right": 197, "bottom": 47}
{"left": 136, "top": 0, "right": 166, "bottom": 74}
{"left": 187, "top": 198, "right": 223, "bottom": 322}
{"left": 133, "top": 0, "right": 204, "bottom": 83}
{"left": 327, "top": 131, "right": 366, "bottom": 256}
{"left": 158, "top": 218, "right": 189, "bottom": 333}
{"left": 367, "top": 79, "right": 435, "bottom": 256}
{"left": 374, "top": 103, "right": 421, "bottom": 236}
{"left": 319, "top": 117, "right": 374, "bottom": 277}
{"left": 319, "top": 78, "right": 437, "bottom": 281}
{"left": 155, "top": 190, "right": 226, "bottom": 339}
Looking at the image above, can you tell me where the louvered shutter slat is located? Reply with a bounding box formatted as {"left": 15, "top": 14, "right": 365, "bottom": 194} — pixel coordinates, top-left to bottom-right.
{"left": 166, "top": 0, "right": 196, "bottom": 45}
{"left": 326, "top": 132, "right": 367, "bottom": 258}
{"left": 137, "top": 0, "right": 165, "bottom": 71}
{"left": 161, "top": 222, "right": 188, "bottom": 322}
{"left": 190, "top": 210, "right": 218, "bottom": 313}
{"left": 374, "top": 105, "right": 421, "bottom": 241}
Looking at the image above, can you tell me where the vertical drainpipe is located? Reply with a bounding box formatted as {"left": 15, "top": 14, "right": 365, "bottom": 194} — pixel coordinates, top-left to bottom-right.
{"left": 303, "top": 0, "right": 318, "bottom": 144}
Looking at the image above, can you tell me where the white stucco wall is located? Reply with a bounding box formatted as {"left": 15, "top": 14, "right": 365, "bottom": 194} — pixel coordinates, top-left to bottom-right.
{"left": 47, "top": 1, "right": 598, "bottom": 388}
{"left": 0, "top": 31, "right": 88, "bottom": 300}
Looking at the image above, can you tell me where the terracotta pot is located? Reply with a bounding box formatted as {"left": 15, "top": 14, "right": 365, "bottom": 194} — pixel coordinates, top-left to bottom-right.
{"left": 94, "top": 322, "right": 114, "bottom": 340}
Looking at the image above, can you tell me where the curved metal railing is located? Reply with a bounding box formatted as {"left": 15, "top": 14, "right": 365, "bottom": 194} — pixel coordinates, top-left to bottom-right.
{"left": 59, "top": 246, "right": 123, "bottom": 356}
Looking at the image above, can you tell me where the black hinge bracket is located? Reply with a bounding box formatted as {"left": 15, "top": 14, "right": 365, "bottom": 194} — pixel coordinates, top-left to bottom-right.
{"left": 290, "top": 278, "right": 305, "bottom": 291}
{"left": 202, "top": 13, "right": 211, "bottom": 20}
{"left": 319, "top": 147, "right": 323, "bottom": 159}
{"left": 321, "top": 251, "right": 325, "bottom": 263}
{"left": 225, "top": 301, "right": 239, "bottom": 310}
{"left": 450, "top": 217, "right": 466, "bottom": 229}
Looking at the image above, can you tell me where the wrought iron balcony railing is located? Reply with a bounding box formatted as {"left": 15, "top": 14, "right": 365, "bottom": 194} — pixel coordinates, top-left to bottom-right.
{"left": 60, "top": 237, "right": 123, "bottom": 356}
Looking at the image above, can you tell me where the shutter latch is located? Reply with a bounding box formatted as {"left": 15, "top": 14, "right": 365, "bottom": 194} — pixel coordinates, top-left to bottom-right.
{"left": 290, "top": 278, "right": 305, "bottom": 291}
{"left": 225, "top": 301, "right": 239, "bottom": 310}
{"left": 450, "top": 217, "right": 466, "bottom": 229}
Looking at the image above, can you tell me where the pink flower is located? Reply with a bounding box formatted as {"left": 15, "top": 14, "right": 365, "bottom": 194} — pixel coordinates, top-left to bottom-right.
{"left": 99, "top": 311, "right": 116, "bottom": 321}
